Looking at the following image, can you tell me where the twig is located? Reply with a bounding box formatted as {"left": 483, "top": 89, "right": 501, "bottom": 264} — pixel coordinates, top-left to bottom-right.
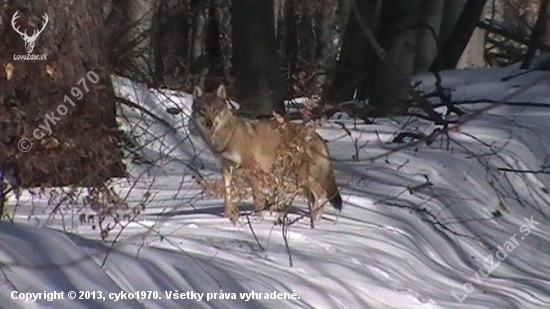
{"left": 281, "top": 215, "right": 293, "bottom": 267}
{"left": 407, "top": 175, "right": 433, "bottom": 194}
{"left": 497, "top": 168, "right": 550, "bottom": 175}
{"left": 246, "top": 215, "right": 265, "bottom": 251}
{"left": 478, "top": 20, "right": 550, "bottom": 53}
{"left": 364, "top": 71, "right": 550, "bottom": 162}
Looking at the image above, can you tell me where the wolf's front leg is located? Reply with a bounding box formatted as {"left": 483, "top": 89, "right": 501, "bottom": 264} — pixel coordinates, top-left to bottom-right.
{"left": 222, "top": 166, "right": 238, "bottom": 224}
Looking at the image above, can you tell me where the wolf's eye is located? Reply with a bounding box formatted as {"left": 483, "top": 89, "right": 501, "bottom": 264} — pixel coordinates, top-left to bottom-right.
{"left": 205, "top": 120, "right": 213, "bottom": 128}
{"left": 196, "top": 108, "right": 204, "bottom": 116}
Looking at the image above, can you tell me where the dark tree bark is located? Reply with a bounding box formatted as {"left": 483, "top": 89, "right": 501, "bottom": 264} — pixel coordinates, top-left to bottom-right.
{"left": 202, "top": 0, "right": 226, "bottom": 90}
{"left": 190, "top": 0, "right": 208, "bottom": 65}
{"left": 106, "top": 0, "right": 159, "bottom": 85}
{"left": 154, "top": 0, "right": 190, "bottom": 88}
{"left": 147, "top": 0, "right": 230, "bottom": 90}
{"left": 325, "top": 0, "right": 476, "bottom": 116}
{"left": 0, "top": 1, "right": 124, "bottom": 187}
{"left": 316, "top": 0, "right": 334, "bottom": 62}
{"left": 544, "top": 0, "right": 550, "bottom": 48}
{"left": 315, "top": 0, "right": 336, "bottom": 87}
{"left": 433, "top": 0, "right": 488, "bottom": 70}
{"left": 231, "top": 0, "right": 284, "bottom": 116}
{"left": 282, "top": 0, "right": 298, "bottom": 79}
{"left": 365, "top": 0, "right": 424, "bottom": 115}
{"left": 322, "top": 0, "right": 381, "bottom": 105}
{"left": 298, "top": 11, "right": 316, "bottom": 66}
{"left": 521, "top": 0, "right": 550, "bottom": 69}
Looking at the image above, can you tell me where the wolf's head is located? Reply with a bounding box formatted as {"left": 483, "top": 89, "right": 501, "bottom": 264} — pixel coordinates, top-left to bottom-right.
{"left": 191, "top": 84, "right": 232, "bottom": 133}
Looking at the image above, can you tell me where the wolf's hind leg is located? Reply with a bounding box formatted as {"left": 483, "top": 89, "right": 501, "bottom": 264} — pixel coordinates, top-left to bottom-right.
{"left": 306, "top": 180, "right": 326, "bottom": 228}
{"left": 306, "top": 191, "right": 316, "bottom": 229}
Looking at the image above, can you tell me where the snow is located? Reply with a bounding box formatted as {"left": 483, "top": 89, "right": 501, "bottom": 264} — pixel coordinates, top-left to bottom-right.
{"left": 1, "top": 67, "right": 550, "bottom": 309}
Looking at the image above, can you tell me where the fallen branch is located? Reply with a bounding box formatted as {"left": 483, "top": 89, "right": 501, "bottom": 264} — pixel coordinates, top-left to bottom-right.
{"left": 497, "top": 168, "right": 550, "bottom": 175}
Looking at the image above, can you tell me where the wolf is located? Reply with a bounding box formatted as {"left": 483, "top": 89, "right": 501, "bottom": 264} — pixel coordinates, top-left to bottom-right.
{"left": 190, "top": 84, "right": 342, "bottom": 225}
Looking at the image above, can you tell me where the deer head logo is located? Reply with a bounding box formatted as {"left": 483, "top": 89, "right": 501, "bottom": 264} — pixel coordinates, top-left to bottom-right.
{"left": 11, "top": 11, "right": 49, "bottom": 54}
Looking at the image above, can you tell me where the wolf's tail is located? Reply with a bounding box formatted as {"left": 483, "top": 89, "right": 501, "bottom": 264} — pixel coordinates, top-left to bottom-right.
{"left": 323, "top": 174, "right": 342, "bottom": 211}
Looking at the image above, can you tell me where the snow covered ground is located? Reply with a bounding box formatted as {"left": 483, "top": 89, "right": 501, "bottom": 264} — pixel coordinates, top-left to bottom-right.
{"left": 1, "top": 67, "right": 549, "bottom": 309}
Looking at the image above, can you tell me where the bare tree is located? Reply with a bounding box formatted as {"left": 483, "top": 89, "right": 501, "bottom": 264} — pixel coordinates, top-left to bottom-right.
{"left": 325, "top": 0, "right": 485, "bottom": 116}
{"left": 153, "top": 0, "right": 190, "bottom": 88}
{"left": 322, "top": 0, "right": 382, "bottom": 106}
{"left": 434, "top": 0, "right": 488, "bottom": 70}
{"left": 200, "top": 0, "right": 227, "bottom": 90}
{"left": 106, "top": 0, "right": 160, "bottom": 85}
{"left": 456, "top": 27, "right": 488, "bottom": 68}
{"left": 231, "top": 0, "right": 284, "bottom": 115}
{"left": 315, "top": 0, "right": 337, "bottom": 87}
{"left": 543, "top": 0, "right": 550, "bottom": 47}
{"left": 521, "top": 0, "right": 550, "bottom": 69}
{"left": 367, "top": 0, "right": 431, "bottom": 115}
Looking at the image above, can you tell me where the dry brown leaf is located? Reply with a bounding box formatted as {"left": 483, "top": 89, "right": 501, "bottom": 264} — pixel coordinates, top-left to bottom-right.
{"left": 4, "top": 62, "right": 13, "bottom": 80}
{"left": 45, "top": 65, "right": 55, "bottom": 77}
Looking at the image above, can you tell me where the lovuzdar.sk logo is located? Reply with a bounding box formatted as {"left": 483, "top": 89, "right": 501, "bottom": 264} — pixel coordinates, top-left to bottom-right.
{"left": 11, "top": 10, "right": 48, "bottom": 60}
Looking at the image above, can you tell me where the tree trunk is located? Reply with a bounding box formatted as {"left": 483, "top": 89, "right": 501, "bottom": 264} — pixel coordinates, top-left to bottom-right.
{"left": 107, "top": 0, "right": 160, "bottom": 85}
{"left": 434, "top": 0, "right": 488, "bottom": 70}
{"left": 298, "top": 10, "right": 316, "bottom": 67}
{"left": 322, "top": 0, "right": 382, "bottom": 105}
{"left": 274, "top": 0, "right": 282, "bottom": 36}
{"left": 0, "top": 1, "right": 125, "bottom": 187}
{"left": 366, "top": 0, "right": 424, "bottom": 114}
{"left": 154, "top": 0, "right": 190, "bottom": 88}
{"left": 187, "top": 0, "right": 209, "bottom": 89}
{"left": 315, "top": 0, "right": 336, "bottom": 87}
{"left": 521, "top": 0, "right": 550, "bottom": 69}
{"left": 326, "top": 0, "right": 479, "bottom": 116}
{"left": 543, "top": 0, "right": 550, "bottom": 48}
{"left": 231, "top": 0, "right": 284, "bottom": 116}
{"left": 203, "top": 0, "right": 226, "bottom": 90}
{"left": 282, "top": 0, "right": 298, "bottom": 94}
{"left": 456, "top": 27, "right": 487, "bottom": 68}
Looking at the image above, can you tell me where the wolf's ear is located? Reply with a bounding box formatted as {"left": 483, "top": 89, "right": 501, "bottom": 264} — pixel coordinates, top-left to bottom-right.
{"left": 215, "top": 84, "right": 226, "bottom": 100}
{"left": 193, "top": 86, "right": 203, "bottom": 99}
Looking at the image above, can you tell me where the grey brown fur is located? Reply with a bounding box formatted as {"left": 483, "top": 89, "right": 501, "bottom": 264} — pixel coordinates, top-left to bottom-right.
{"left": 190, "top": 85, "right": 342, "bottom": 224}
